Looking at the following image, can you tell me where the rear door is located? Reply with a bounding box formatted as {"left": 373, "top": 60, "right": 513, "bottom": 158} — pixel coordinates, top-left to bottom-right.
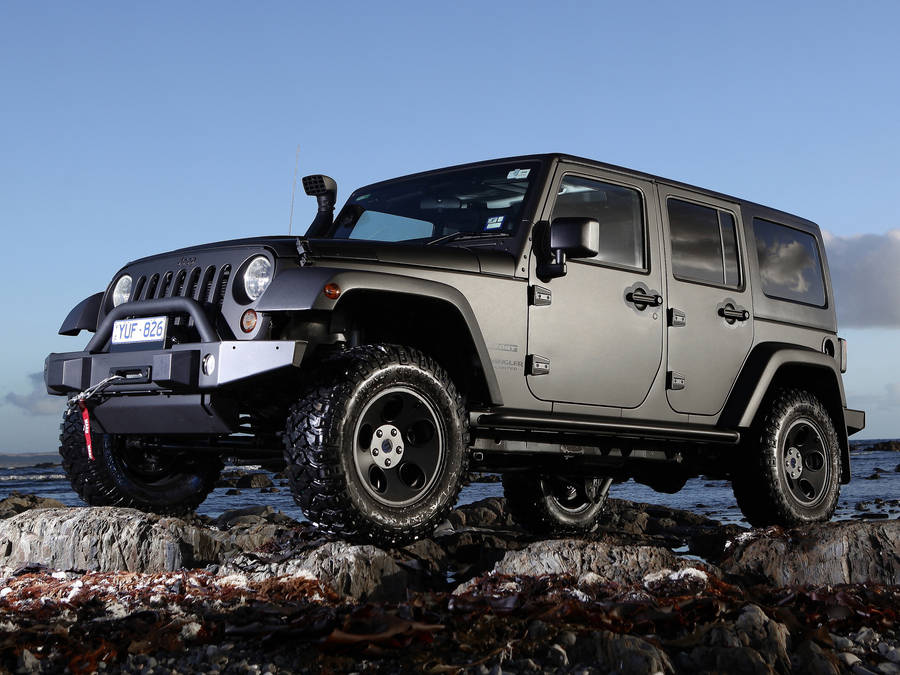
{"left": 659, "top": 186, "right": 753, "bottom": 415}
{"left": 526, "top": 165, "right": 664, "bottom": 408}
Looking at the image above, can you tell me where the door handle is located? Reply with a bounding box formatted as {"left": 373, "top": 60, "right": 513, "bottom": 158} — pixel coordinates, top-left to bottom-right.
{"left": 718, "top": 306, "right": 750, "bottom": 321}
{"left": 627, "top": 290, "right": 662, "bottom": 307}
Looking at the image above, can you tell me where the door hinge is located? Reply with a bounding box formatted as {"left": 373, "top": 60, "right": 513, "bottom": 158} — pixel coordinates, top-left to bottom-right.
{"left": 527, "top": 354, "right": 551, "bottom": 376}
{"left": 529, "top": 285, "right": 552, "bottom": 306}
{"left": 669, "top": 308, "right": 686, "bottom": 327}
{"left": 668, "top": 371, "right": 686, "bottom": 390}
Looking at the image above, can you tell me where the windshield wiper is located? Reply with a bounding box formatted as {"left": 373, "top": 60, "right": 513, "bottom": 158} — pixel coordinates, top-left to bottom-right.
{"left": 425, "top": 231, "right": 511, "bottom": 246}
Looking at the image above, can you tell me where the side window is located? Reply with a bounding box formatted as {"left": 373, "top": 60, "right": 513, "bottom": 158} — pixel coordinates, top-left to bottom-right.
{"left": 552, "top": 176, "right": 645, "bottom": 270}
{"left": 754, "top": 218, "right": 826, "bottom": 306}
{"left": 667, "top": 198, "right": 741, "bottom": 288}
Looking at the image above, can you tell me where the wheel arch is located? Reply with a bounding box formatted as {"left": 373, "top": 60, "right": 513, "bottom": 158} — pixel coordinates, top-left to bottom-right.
{"left": 332, "top": 285, "right": 502, "bottom": 407}
{"left": 721, "top": 343, "right": 851, "bottom": 482}
{"left": 258, "top": 268, "right": 503, "bottom": 406}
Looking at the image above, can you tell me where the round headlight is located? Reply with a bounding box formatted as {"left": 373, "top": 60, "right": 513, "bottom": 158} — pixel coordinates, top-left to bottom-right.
{"left": 112, "top": 275, "right": 133, "bottom": 307}
{"left": 243, "top": 256, "right": 272, "bottom": 301}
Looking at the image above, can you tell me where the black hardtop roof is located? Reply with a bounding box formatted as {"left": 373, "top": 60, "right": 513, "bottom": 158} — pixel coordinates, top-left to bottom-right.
{"left": 356, "top": 153, "right": 820, "bottom": 232}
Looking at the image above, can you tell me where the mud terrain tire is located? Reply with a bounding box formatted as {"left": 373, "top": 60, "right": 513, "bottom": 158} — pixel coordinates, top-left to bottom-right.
{"left": 283, "top": 344, "right": 468, "bottom": 546}
{"left": 59, "top": 408, "right": 221, "bottom": 514}
{"left": 732, "top": 388, "right": 841, "bottom": 527}
{"left": 503, "top": 473, "right": 609, "bottom": 534}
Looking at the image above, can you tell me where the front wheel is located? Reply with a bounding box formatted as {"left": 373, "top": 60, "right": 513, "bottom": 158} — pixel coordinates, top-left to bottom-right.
{"left": 283, "top": 344, "right": 468, "bottom": 546}
{"left": 59, "top": 408, "right": 221, "bottom": 515}
{"left": 503, "top": 473, "right": 612, "bottom": 535}
{"left": 732, "top": 388, "right": 841, "bottom": 527}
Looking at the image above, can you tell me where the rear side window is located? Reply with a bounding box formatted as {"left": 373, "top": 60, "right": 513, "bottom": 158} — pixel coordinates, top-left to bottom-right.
{"left": 552, "top": 176, "right": 645, "bottom": 270}
{"left": 754, "top": 218, "right": 826, "bottom": 306}
{"left": 667, "top": 198, "right": 741, "bottom": 288}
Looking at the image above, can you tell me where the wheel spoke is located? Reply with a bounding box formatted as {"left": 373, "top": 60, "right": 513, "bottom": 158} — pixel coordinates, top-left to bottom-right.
{"left": 353, "top": 386, "right": 444, "bottom": 508}
{"left": 783, "top": 419, "right": 829, "bottom": 505}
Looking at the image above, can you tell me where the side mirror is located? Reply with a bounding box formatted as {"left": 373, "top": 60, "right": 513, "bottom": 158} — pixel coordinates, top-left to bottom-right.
{"left": 538, "top": 217, "right": 600, "bottom": 279}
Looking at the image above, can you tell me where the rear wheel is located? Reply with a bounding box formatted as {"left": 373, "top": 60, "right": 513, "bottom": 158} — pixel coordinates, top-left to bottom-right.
{"left": 59, "top": 408, "right": 221, "bottom": 514}
{"left": 503, "top": 473, "right": 611, "bottom": 535}
{"left": 732, "top": 388, "right": 841, "bottom": 527}
{"left": 283, "top": 344, "right": 468, "bottom": 546}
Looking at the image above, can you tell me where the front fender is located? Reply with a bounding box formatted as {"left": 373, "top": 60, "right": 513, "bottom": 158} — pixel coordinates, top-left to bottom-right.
{"left": 256, "top": 267, "right": 503, "bottom": 405}
{"left": 59, "top": 292, "right": 103, "bottom": 336}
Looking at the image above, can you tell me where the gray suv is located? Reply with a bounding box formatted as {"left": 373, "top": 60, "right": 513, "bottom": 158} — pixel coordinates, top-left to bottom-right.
{"left": 45, "top": 154, "right": 865, "bottom": 544}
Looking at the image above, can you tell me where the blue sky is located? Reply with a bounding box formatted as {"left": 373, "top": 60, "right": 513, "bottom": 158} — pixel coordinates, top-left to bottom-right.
{"left": 1, "top": 1, "right": 898, "bottom": 450}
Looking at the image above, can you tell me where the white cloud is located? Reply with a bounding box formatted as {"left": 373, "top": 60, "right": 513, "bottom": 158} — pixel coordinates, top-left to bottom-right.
{"left": 4, "top": 373, "right": 65, "bottom": 416}
{"left": 823, "top": 229, "right": 900, "bottom": 328}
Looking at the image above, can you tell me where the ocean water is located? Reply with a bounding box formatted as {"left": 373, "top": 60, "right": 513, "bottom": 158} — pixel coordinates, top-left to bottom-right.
{"left": 1, "top": 449, "right": 897, "bottom": 525}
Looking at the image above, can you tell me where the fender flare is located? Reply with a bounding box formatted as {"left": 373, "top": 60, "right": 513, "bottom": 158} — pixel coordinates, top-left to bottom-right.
{"left": 721, "top": 344, "right": 850, "bottom": 481}
{"left": 59, "top": 292, "right": 103, "bottom": 336}
{"left": 256, "top": 267, "right": 503, "bottom": 405}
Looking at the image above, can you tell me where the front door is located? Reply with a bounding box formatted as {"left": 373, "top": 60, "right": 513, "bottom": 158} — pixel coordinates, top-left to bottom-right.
{"left": 526, "top": 166, "right": 663, "bottom": 408}
{"left": 659, "top": 186, "right": 754, "bottom": 416}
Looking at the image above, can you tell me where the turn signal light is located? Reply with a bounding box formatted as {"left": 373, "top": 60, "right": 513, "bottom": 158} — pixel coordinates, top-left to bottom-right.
{"left": 240, "top": 309, "right": 258, "bottom": 333}
{"left": 323, "top": 283, "right": 341, "bottom": 300}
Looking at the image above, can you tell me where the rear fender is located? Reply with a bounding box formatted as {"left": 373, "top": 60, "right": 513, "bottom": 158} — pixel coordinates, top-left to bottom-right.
{"left": 721, "top": 345, "right": 851, "bottom": 482}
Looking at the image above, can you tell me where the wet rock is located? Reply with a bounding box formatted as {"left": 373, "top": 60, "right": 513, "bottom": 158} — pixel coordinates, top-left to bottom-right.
{"left": 0, "top": 507, "right": 236, "bottom": 574}
{"left": 793, "top": 640, "right": 839, "bottom": 675}
{"left": 489, "top": 538, "right": 706, "bottom": 586}
{"left": 219, "top": 540, "right": 409, "bottom": 602}
{"left": 682, "top": 605, "right": 791, "bottom": 674}
{"left": 723, "top": 521, "right": 900, "bottom": 586}
{"left": 236, "top": 473, "right": 273, "bottom": 489}
{"left": 643, "top": 566, "right": 709, "bottom": 596}
{"left": 0, "top": 491, "right": 66, "bottom": 519}
{"left": 568, "top": 630, "right": 673, "bottom": 674}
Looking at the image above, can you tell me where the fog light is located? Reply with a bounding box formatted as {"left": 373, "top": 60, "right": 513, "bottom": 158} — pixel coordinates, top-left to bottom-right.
{"left": 202, "top": 353, "right": 216, "bottom": 375}
{"left": 323, "top": 282, "right": 341, "bottom": 300}
{"left": 241, "top": 309, "right": 258, "bottom": 333}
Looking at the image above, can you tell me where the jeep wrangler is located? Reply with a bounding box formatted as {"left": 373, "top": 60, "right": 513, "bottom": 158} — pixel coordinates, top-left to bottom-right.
{"left": 45, "top": 154, "right": 865, "bottom": 544}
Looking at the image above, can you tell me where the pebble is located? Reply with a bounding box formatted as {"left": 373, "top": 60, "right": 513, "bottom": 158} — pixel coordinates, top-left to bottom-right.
{"left": 546, "top": 644, "right": 568, "bottom": 667}
{"left": 854, "top": 664, "right": 882, "bottom": 675}
{"left": 833, "top": 634, "right": 855, "bottom": 650}
{"left": 556, "top": 630, "right": 577, "bottom": 647}
{"left": 527, "top": 619, "right": 549, "bottom": 640}
{"left": 855, "top": 628, "right": 880, "bottom": 645}
{"left": 879, "top": 664, "right": 900, "bottom": 675}
{"left": 842, "top": 653, "right": 863, "bottom": 667}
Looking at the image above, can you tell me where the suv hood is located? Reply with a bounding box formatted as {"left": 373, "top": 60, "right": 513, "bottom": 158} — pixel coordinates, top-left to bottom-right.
{"left": 126, "top": 236, "right": 518, "bottom": 277}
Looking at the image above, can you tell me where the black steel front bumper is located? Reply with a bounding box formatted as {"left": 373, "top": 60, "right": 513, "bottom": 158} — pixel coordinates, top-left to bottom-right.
{"left": 45, "top": 296, "right": 307, "bottom": 435}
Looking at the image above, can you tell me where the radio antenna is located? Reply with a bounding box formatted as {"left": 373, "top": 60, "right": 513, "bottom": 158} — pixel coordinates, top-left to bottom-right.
{"left": 288, "top": 144, "right": 300, "bottom": 235}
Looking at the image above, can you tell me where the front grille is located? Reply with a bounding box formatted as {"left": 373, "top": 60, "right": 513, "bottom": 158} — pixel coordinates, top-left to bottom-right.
{"left": 129, "top": 264, "right": 231, "bottom": 309}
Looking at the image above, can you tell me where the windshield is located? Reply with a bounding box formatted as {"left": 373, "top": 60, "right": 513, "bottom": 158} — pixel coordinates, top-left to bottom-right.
{"left": 325, "top": 161, "right": 541, "bottom": 243}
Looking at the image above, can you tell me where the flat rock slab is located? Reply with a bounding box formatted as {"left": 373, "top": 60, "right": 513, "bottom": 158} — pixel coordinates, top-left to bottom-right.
{"left": 0, "top": 507, "right": 234, "bottom": 574}
{"left": 489, "top": 538, "right": 703, "bottom": 586}
{"left": 722, "top": 520, "right": 900, "bottom": 586}
{"left": 221, "top": 541, "right": 409, "bottom": 602}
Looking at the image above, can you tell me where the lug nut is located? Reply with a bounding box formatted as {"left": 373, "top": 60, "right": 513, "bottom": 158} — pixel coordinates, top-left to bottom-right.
{"left": 396, "top": 446, "right": 403, "bottom": 455}
{"left": 390, "top": 428, "right": 397, "bottom": 437}
{"left": 376, "top": 430, "right": 383, "bottom": 438}
{"left": 384, "top": 458, "right": 391, "bottom": 467}
{"left": 372, "top": 449, "right": 379, "bottom": 456}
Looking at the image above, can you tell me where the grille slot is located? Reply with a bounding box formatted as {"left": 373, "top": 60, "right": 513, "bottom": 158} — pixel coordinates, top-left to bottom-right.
{"left": 199, "top": 266, "right": 217, "bottom": 303}
{"left": 158, "top": 271, "right": 173, "bottom": 298}
{"left": 131, "top": 276, "right": 146, "bottom": 303}
{"left": 211, "top": 265, "right": 231, "bottom": 309}
{"left": 144, "top": 273, "right": 160, "bottom": 300}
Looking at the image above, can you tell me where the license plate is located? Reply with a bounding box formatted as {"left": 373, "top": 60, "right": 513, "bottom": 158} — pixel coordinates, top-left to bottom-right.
{"left": 111, "top": 316, "right": 168, "bottom": 345}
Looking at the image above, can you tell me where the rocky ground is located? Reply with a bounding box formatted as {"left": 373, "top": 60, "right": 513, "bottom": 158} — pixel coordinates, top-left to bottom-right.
{"left": 0, "top": 483, "right": 898, "bottom": 674}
